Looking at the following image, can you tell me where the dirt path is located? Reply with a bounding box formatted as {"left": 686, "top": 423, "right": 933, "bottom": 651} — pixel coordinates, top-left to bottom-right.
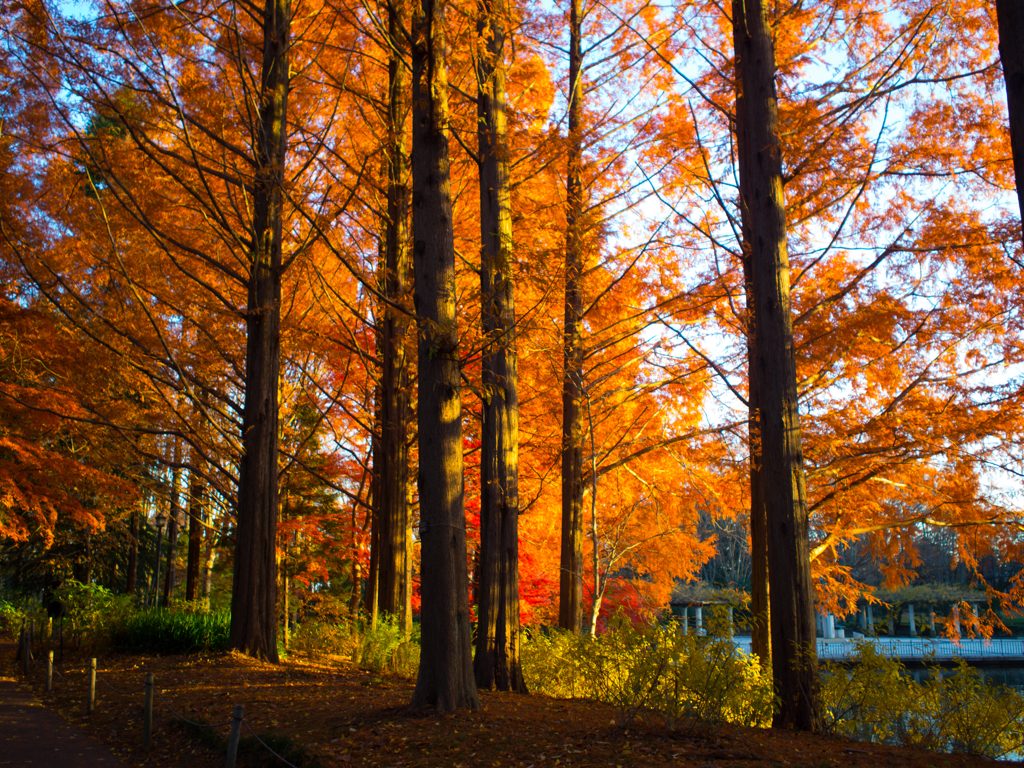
{"left": 0, "top": 675, "right": 132, "bottom": 768}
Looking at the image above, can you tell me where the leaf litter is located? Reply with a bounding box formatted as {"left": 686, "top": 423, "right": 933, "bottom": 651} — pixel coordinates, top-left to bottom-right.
{"left": 9, "top": 648, "right": 1023, "bottom": 768}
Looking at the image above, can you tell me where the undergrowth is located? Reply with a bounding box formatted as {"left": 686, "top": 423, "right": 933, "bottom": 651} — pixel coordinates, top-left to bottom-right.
{"left": 821, "top": 642, "right": 1024, "bottom": 759}
{"left": 110, "top": 604, "right": 230, "bottom": 654}
{"left": 289, "top": 609, "right": 420, "bottom": 677}
{"left": 172, "top": 717, "right": 325, "bottom": 768}
{"left": 521, "top": 611, "right": 774, "bottom": 734}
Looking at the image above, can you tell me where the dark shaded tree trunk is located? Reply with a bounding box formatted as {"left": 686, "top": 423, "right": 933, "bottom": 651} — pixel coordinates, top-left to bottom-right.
{"left": 473, "top": 0, "right": 525, "bottom": 693}
{"left": 75, "top": 532, "right": 92, "bottom": 584}
{"left": 126, "top": 505, "right": 138, "bottom": 596}
{"left": 744, "top": 261, "right": 770, "bottom": 668}
{"left": 164, "top": 445, "right": 182, "bottom": 607}
{"left": 377, "top": 0, "right": 413, "bottom": 629}
{"left": 734, "top": 45, "right": 770, "bottom": 670}
{"left": 229, "top": 0, "right": 290, "bottom": 662}
{"left": 997, "top": 0, "right": 1024, "bottom": 242}
{"left": 559, "top": 0, "right": 585, "bottom": 635}
{"left": 163, "top": 515, "right": 178, "bottom": 606}
{"left": 732, "top": 0, "right": 819, "bottom": 730}
{"left": 185, "top": 470, "right": 205, "bottom": 601}
{"left": 365, "top": 403, "right": 381, "bottom": 624}
{"left": 409, "top": 0, "right": 480, "bottom": 712}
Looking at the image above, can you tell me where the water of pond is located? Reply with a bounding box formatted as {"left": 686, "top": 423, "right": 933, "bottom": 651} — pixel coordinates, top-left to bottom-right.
{"left": 905, "top": 664, "right": 1024, "bottom": 692}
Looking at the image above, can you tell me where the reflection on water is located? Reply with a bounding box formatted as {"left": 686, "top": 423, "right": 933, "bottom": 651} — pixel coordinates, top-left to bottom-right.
{"left": 980, "top": 667, "right": 1024, "bottom": 692}
{"left": 906, "top": 664, "right": 1024, "bottom": 692}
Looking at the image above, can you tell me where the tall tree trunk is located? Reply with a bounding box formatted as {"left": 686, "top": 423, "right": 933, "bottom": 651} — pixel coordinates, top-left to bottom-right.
{"left": 164, "top": 445, "right": 182, "bottom": 607}
{"left": 732, "top": 0, "right": 819, "bottom": 730}
{"left": 186, "top": 469, "right": 205, "bottom": 601}
{"left": 474, "top": 0, "right": 525, "bottom": 692}
{"left": 997, "top": 0, "right": 1024, "bottom": 242}
{"left": 229, "top": 0, "right": 290, "bottom": 661}
{"left": 559, "top": 0, "right": 585, "bottom": 635}
{"left": 377, "top": 0, "right": 413, "bottom": 628}
{"left": 409, "top": 0, "right": 480, "bottom": 712}
{"left": 202, "top": 530, "right": 216, "bottom": 600}
{"left": 126, "top": 505, "right": 138, "bottom": 596}
{"left": 365, "top": 405, "right": 381, "bottom": 624}
{"left": 746, "top": 307, "right": 770, "bottom": 667}
{"left": 163, "top": 515, "right": 178, "bottom": 606}
{"left": 735, "top": 74, "right": 770, "bottom": 667}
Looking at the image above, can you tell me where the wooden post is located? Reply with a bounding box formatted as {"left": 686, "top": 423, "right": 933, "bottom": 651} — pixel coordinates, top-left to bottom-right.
{"left": 143, "top": 673, "right": 154, "bottom": 748}
{"left": 225, "top": 704, "right": 244, "bottom": 768}
{"left": 46, "top": 651, "right": 53, "bottom": 692}
{"left": 20, "top": 630, "right": 29, "bottom": 676}
{"left": 88, "top": 658, "right": 96, "bottom": 714}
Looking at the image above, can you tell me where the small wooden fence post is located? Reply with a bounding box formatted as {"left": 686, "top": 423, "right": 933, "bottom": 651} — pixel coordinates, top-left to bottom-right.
{"left": 87, "top": 658, "right": 96, "bottom": 714}
{"left": 143, "top": 673, "right": 154, "bottom": 749}
{"left": 225, "top": 704, "right": 244, "bottom": 768}
{"left": 46, "top": 651, "right": 53, "bottom": 692}
{"left": 20, "top": 629, "right": 30, "bottom": 677}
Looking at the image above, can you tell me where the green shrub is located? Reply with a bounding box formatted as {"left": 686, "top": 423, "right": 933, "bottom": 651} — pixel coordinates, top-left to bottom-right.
{"left": 355, "top": 613, "right": 419, "bottom": 677}
{"left": 290, "top": 619, "right": 354, "bottom": 657}
{"left": 521, "top": 612, "right": 773, "bottom": 733}
{"left": 54, "top": 579, "right": 133, "bottom": 648}
{"left": 110, "top": 605, "right": 230, "bottom": 654}
{"left": 289, "top": 611, "right": 419, "bottom": 677}
{"left": 0, "top": 599, "right": 23, "bottom": 637}
{"left": 821, "top": 642, "right": 1024, "bottom": 759}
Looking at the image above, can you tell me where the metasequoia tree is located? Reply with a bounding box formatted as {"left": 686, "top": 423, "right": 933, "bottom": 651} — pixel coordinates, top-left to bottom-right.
{"left": 473, "top": 0, "right": 525, "bottom": 690}
{"left": 409, "top": 0, "right": 480, "bottom": 711}
{"left": 996, "top": 0, "right": 1024, "bottom": 238}
{"left": 375, "top": 0, "right": 414, "bottom": 632}
{"left": 225, "top": 0, "right": 292, "bottom": 659}
{"left": 732, "top": 0, "right": 819, "bottom": 729}
{"left": 559, "top": 0, "right": 586, "bottom": 634}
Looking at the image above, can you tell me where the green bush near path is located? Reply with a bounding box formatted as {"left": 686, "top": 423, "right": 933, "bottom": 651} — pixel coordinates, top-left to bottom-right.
{"left": 111, "top": 606, "right": 230, "bottom": 654}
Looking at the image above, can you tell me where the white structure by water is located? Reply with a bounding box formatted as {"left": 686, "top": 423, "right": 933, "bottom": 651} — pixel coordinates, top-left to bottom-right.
{"left": 732, "top": 636, "right": 1024, "bottom": 662}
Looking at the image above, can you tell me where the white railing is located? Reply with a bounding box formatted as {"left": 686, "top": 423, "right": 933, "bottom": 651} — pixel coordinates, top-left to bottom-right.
{"left": 729, "top": 636, "right": 1024, "bottom": 661}
{"left": 812, "top": 637, "right": 1024, "bottom": 661}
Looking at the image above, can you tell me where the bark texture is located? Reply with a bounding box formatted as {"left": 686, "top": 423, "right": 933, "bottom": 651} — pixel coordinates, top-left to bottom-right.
{"left": 559, "top": 0, "right": 585, "bottom": 635}
{"left": 185, "top": 470, "right": 204, "bottom": 601}
{"left": 732, "top": 0, "right": 819, "bottom": 730}
{"left": 474, "top": 0, "right": 525, "bottom": 692}
{"left": 126, "top": 506, "right": 138, "bottom": 595}
{"left": 163, "top": 452, "right": 181, "bottom": 607}
{"left": 409, "top": 0, "right": 480, "bottom": 711}
{"left": 229, "top": 0, "right": 290, "bottom": 662}
{"left": 997, "top": 0, "right": 1024, "bottom": 242}
{"left": 735, "top": 53, "right": 770, "bottom": 669}
{"left": 377, "top": 1, "right": 413, "bottom": 630}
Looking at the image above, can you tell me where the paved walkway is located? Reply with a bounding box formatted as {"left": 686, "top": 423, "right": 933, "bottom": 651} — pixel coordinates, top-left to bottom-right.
{"left": 0, "top": 676, "right": 132, "bottom": 768}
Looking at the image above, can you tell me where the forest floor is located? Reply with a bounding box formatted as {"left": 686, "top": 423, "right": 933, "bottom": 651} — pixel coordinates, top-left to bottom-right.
{"left": 2, "top": 645, "right": 1022, "bottom": 768}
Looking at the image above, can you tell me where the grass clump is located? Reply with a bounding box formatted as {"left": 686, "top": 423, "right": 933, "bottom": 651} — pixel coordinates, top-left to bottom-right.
{"left": 289, "top": 604, "right": 419, "bottom": 678}
{"left": 111, "top": 605, "right": 230, "bottom": 654}
{"left": 522, "top": 611, "right": 773, "bottom": 733}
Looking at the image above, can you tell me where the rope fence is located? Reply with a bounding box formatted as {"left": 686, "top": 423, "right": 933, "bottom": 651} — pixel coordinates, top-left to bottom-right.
{"left": 16, "top": 644, "right": 304, "bottom": 768}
